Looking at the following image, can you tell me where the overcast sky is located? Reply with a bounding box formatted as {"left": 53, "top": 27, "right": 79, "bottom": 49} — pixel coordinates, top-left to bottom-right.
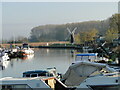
{"left": 1, "top": 2, "right": 119, "bottom": 40}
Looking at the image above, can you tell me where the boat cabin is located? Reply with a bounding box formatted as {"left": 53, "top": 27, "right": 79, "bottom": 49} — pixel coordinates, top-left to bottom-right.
{"left": 75, "top": 53, "right": 98, "bottom": 62}
{"left": 23, "top": 68, "right": 58, "bottom": 78}
{"left": 22, "top": 43, "right": 29, "bottom": 48}
{"left": 23, "top": 70, "right": 53, "bottom": 77}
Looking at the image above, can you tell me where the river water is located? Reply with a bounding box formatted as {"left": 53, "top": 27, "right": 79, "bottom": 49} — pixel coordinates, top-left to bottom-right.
{"left": 1, "top": 49, "right": 76, "bottom": 78}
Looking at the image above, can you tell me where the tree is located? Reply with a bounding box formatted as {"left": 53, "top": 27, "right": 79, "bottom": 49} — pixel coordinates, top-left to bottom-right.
{"left": 88, "top": 28, "right": 99, "bottom": 40}
{"left": 109, "top": 14, "right": 120, "bottom": 32}
{"left": 75, "top": 33, "right": 81, "bottom": 44}
{"left": 75, "top": 28, "right": 99, "bottom": 44}
{"left": 108, "top": 14, "right": 120, "bottom": 41}
{"left": 105, "top": 29, "right": 118, "bottom": 43}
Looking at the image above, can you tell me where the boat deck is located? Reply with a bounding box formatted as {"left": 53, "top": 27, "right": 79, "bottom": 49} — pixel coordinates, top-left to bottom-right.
{"left": 0, "top": 76, "right": 54, "bottom": 81}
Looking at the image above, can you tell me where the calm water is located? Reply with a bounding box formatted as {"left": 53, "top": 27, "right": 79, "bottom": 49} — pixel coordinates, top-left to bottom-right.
{"left": 1, "top": 49, "right": 76, "bottom": 78}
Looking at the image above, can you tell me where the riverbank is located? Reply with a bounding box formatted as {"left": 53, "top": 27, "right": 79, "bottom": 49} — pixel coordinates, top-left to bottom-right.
{"left": 1, "top": 41, "right": 84, "bottom": 50}
{"left": 1, "top": 41, "right": 69, "bottom": 48}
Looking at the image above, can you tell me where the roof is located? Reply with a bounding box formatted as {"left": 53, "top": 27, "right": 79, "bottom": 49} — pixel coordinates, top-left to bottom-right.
{"left": 76, "top": 53, "right": 97, "bottom": 56}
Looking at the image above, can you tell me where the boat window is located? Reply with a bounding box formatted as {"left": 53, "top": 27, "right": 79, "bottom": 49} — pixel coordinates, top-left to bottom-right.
{"left": 38, "top": 73, "right": 46, "bottom": 76}
{"left": 1, "top": 84, "right": 32, "bottom": 90}
{"left": 49, "top": 73, "right": 54, "bottom": 77}
{"left": 30, "top": 74, "right": 38, "bottom": 77}
{"left": 13, "top": 85, "right": 29, "bottom": 88}
{"left": 90, "top": 85, "right": 120, "bottom": 90}
{"left": 76, "top": 56, "right": 89, "bottom": 61}
{"left": 25, "top": 74, "right": 30, "bottom": 77}
{"left": 76, "top": 56, "right": 96, "bottom": 61}
{"left": 2, "top": 85, "right": 12, "bottom": 90}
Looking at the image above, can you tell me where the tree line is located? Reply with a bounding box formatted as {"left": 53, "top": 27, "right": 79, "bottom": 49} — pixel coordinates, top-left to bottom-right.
{"left": 29, "top": 19, "right": 109, "bottom": 42}
{"left": 5, "top": 13, "right": 120, "bottom": 45}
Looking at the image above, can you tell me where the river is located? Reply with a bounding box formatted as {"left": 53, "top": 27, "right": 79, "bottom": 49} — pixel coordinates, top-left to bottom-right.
{"left": 1, "top": 49, "right": 77, "bottom": 78}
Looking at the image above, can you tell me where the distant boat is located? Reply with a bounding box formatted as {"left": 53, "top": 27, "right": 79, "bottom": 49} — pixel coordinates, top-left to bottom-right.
{"left": 0, "top": 50, "right": 10, "bottom": 69}
{"left": 18, "top": 43, "right": 34, "bottom": 56}
{"left": 0, "top": 51, "right": 9, "bottom": 62}
{"left": 75, "top": 53, "right": 109, "bottom": 63}
{"left": 75, "top": 53, "right": 98, "bottom": 62}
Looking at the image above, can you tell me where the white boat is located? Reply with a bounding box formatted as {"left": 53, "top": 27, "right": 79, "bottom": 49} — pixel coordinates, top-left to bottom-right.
{"left": 0, "top": 53, "right": 9, "bottom": 62}
{"left": 21, "top": 48, "right": 34, "bottom": 55}
{"left": 78, "top": 72, "right": 120, "bottom": 89}
{"left": 0, "top": 50, "right": 10, "bottom": 69}
{"left": 0, "top": 77, "right": 56, "bottom": 89}
{"left": 75, "top": 53, "right": 110, "bottom": 63}
{"left": 19, "top": 43, "right": 34, "bottom": 56}
{"left": 0, "top": 51, "right": 10, "bottom": 70}
{"left": 62, "top": 61, "right": 120, "bottom": 89}
{"left": 11, "top": 48, "right": 18, "bottom": 53}
{"left": 0, "top": 76, "right": 68, "bottom": 89}
{"left": 60, "top": 53, "right": 119, "bottom": 89}
{"left": 0, "top": 50, "right": 9, "bottom": 62}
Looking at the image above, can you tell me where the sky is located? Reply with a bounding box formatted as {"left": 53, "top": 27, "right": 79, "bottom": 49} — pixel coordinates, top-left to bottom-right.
{"left": 0, "top": 1, "right": 119, "bottom": 40}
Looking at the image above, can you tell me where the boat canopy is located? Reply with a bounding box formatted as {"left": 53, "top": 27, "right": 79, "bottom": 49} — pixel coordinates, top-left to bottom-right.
{"left": 23, "top": 70, "right": 48, "bottom": 75}
{"left": 23, "top": 68, "right": 58, "bottom": 78}
{"left": 62, "top": 61, "right": 116, "bottom": 86}
{"left": 23, "top": 70, "right": 48, "bottom": 77}
{"left": 75, "top": 53, "right": 98, "bottom": 61}
{"left": 76, "top": 53, "right": 97, "bottom": 56}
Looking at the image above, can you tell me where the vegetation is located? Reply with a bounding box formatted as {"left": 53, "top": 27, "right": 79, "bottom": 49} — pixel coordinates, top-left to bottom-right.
{"left": 3, "top": 13, "right": 120, "bottom": 47}
{"left": 29, "top": 20, "right": 109, "bottom": 42}
{"left": 105, "top": 14, "right": 120, "bottom": 43}
{"left": 29, "top": 13, "right": 120, "bottom": 45}
{"left": 105, "top": 29, "right": 118, "bottom": 43}
{"left": 75, "top": 28, "right": 98, "bottom": 44}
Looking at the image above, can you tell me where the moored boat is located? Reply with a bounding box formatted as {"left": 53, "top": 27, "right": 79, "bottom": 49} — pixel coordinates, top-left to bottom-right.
{"left": 0, "top": 61, "right": 119, "bottom": 90}
{"left": 61, "top": 61, "right": 118, "bottom": 87}
{"left": 0, "top": 51, "right": 9, "bottom": 64}
{"left": 18, "top": 43, "right": 34, "bottom": 57}
{"left": 75, "top": 53, "right": 98, "bottom": 62}
{"left": 0, "top": 53, "right": 9, "bottom": 62}
{"left": 75, "top": 53, "right": 110, "bottom": 63}
{"left": 23, "top": 67, "right": 60, "bottom": 79}
{"left": 0, "top": 50, "right": 10, "bottom": 70}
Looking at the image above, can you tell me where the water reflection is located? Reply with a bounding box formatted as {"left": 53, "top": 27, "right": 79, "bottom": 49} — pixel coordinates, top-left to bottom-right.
{"left": 0, "top": 61, "right": 10, "bottom": 70}
{"left": 20, "top": 54, "right": 34, "bottom": 60}
{"left": 2, "top": 49, "right": 76, "bottom": 77}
